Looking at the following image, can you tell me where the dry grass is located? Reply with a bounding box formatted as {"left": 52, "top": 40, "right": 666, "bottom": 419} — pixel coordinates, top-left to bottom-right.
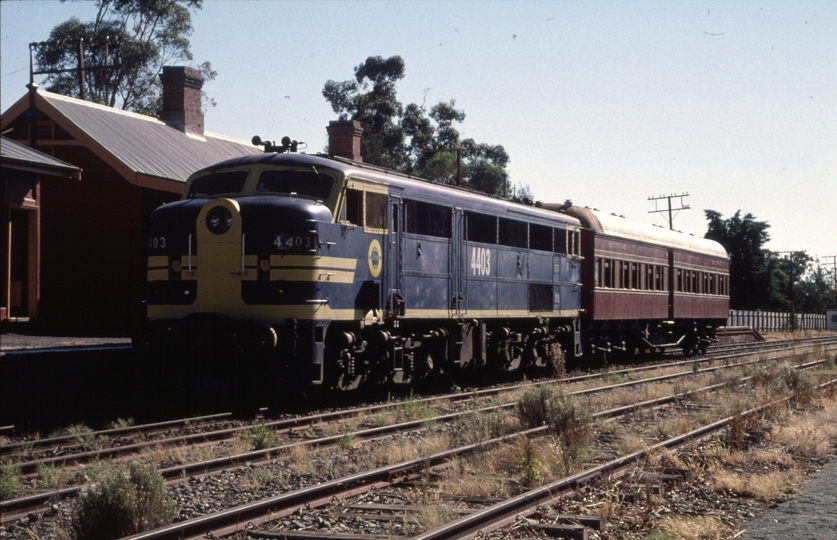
{"left": 769, "top": 401, "right": 837, "bottom": 455}
{"left": 654, "top": 515, "right": 733, "bottom": 540}
{"left": 712, "top": 468, "right": 801, "bottom": 501}
{"left": 412, "top": 505, "right": 461, "bottom": 532}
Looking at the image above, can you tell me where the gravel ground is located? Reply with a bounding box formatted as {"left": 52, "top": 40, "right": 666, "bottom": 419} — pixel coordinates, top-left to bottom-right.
{"left": 735, "top": 458, "right": 837, "bottom": 540}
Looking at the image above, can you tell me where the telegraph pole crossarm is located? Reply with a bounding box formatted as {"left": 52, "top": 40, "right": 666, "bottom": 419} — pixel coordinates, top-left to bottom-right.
{"left": 648, "top": 192, "right": 691, "bottom": 230}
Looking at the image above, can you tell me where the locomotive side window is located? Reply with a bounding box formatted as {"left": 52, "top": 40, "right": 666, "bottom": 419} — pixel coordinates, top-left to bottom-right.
{"left": 465, "top": 212, "right": 497, "bottom": 244}
{"left": 365, "top": 192, "right": 388, "bottom": 230}
{"left": 499, "top": 218, "right": 527, "bottom": 248}
{"left": 406, "top": 200, "right": 452, "bottom": 238}
{"left": 344, "top": 188, "right": 363, "bottom": 226}
{"left": 187, "top": 170, "right": 248, "bottom": 198}
{"left": 257, "top": 169, "right": 335, "bottom": 200}
{"left": 529, "top": 223, "right": 552, "bottom": 252}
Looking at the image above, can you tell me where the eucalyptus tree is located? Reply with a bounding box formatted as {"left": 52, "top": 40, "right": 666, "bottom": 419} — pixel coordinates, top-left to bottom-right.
{"left": 34, "top": 0, "right": 214, "bottom": 115}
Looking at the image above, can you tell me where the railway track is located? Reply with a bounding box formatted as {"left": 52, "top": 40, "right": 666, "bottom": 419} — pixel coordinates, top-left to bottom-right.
{"left": 2, "top": 337, "right": 834, "bottom": 538}
{"left": 116, "top": 356, "right": 835, "bottom": 539}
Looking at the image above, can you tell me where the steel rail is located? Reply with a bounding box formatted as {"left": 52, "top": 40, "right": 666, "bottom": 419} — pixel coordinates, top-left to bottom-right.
{"left": 3, "top": 348, "right": 831, "bottom": 521}
{"left": 112, "top": 358, "right": 833, "bottom": 540}
{"left": 411, "top": 376, "right": 837, "bottom": 540}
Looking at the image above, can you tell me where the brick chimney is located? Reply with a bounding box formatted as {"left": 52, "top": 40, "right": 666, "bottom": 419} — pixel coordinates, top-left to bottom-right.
{"left": 327, "top": 120, "right": 363, "bottom": 162}
{"left": 160, "top": 66, "right": 204, "bottom": 137}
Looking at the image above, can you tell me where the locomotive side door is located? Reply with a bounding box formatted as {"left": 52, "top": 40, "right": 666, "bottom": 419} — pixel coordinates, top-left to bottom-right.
{"left": 451, "top": 207, "right": 465, "bottom": 318}
{"left": 386, "top": 192, "right": 405, "bottom": 317}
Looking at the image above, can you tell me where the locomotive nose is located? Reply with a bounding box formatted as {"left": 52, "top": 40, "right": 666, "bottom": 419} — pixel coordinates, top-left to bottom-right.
{"left": 196, "top": 198, "right": 245, "bottom": 306}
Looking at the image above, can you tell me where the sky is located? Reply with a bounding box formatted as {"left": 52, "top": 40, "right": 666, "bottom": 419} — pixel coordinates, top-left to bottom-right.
{"left": 2, "top": 0, "right": 835, "bottom": 264}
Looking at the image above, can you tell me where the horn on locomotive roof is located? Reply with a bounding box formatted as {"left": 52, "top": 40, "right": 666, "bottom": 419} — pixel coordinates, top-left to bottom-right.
{"left": 252, "top": 135, "right": 307, "bottom": 154}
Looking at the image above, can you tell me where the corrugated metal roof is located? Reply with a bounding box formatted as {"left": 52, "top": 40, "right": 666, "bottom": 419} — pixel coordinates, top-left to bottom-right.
{"left": 1, "top": 135, "right": 79, "bottom": 172}
{"left": 39, "top": 91, "right": 262, "bottom": 183}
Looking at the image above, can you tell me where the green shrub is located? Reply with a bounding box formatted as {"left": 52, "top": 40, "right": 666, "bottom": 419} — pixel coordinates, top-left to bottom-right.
{"left": 72, "top": 461, "right": 173, "bottom": 540}
{"left": 0, "top": 462, "right": 22, "bottom": 499}
{"left": 244, "top": 424, "right": 278, "bottom": 450}
{"left": 517, "top": 386, "right": 555, "bottom": 429}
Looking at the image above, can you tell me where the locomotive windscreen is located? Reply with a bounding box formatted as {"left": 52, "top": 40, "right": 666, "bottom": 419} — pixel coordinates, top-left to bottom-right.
{"left": 187, "top": 171, "right": 249, "bottom": 198}
{"left": 257, "top": 169, "right": 335, "bottom": 200}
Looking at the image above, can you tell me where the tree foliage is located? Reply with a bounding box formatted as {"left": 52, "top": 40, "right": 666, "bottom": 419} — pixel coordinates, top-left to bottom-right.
{"left": 705, "top": 210, "right": 836, "bottom": 312}
{"left": 323, "top": 55, "right": 511, "bottom": 196}
{"left": 35, "top": 0, "right": 213, "bottom": 116}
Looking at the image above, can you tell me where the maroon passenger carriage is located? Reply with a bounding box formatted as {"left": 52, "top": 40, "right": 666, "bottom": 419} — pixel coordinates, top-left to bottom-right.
{"left": 541, "top": 202, "right": 729, "bottom": 357}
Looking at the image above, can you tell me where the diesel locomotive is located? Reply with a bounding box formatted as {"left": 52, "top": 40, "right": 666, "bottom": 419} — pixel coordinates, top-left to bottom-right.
{"left": 140, "top": 140, "right": 729, "bottom": 402}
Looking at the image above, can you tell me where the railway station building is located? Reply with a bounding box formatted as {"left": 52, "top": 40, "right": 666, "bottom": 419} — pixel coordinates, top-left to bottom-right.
{"left": 0, "top": 67, "right": 261, "bottom": 335}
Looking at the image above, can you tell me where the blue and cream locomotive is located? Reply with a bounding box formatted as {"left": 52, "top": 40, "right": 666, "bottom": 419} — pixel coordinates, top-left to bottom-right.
{"left": 141, "top": 146, "right": 583, "bottom": 398}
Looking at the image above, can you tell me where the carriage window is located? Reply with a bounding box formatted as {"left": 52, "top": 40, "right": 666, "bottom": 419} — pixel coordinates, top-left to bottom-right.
{"left": 530, "top": 223, "right": 552, "bottom": 252}
{"left": 257, "top": 169, "right": 335, "bottom": 200}
{"left": 604, "top": 259, "right": 613, "bottom": 288}
{"left": 344, "top": 188, "right": 363, "bottom": 225}
{"left": 187, "top": 170, "right": 249, "bottom": 198}
{"left": 406, "top": 200, "right": 451, "bottom": 238}
{"left": 553, "top": 228, "right": 567, "bottom": 254}
{"left": 676, "top": 269, "right": 683, "bottom": 292}
{"left": 466, "top": 211, "right": 497, "bottom": 244}
{"left": 631, "top": 263, "right": 638, "bottom": 289}
{"left": 499, "top": 218, "right": 528, "bottom": 248}
{"left": 654, "top": 266, "right": 663, "bottom": 291}
{"left": 595, "top": 258, "right": 601, "bottom": 287}
{"left": 365, "top": 192, "right": 388, "bottom": 230}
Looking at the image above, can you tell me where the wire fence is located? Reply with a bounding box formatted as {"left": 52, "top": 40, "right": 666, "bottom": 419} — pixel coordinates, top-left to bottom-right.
{"left": 728, "top": 310, "right": 827, "bottom": 332}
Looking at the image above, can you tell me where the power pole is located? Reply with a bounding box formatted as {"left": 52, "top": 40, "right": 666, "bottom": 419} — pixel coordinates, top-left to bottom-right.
{"left": 29, "top": 37, "right": 121, "bottom": 102}
{"left": 822, "top": 255, "right": 837, "bottom": 306}
{"left": 775, "top": 250, "right": 803, "bottom": 330}
{"left": 648, "top": 193, "right": 690, "bottom": 230}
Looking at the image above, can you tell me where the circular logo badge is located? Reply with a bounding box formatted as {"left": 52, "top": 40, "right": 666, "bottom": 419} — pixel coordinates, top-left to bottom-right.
{"left": 367, "top": 239, "right": 382, "bottom": 278}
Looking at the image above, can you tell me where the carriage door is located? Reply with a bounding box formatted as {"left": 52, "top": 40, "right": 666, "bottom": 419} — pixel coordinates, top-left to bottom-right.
{"left": 451, "top": 207, "right": 465, "bottom": 318}
{"left": 386, "top": 193, "right": 405, "bottom": 317}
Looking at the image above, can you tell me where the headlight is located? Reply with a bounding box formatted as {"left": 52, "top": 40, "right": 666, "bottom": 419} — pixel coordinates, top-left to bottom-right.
{"left": 206, "top": 206, "right": 233, "bottom": 235}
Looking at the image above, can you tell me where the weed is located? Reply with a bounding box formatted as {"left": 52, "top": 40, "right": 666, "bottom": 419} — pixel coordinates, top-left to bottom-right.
{"left": 368, "top": 413, "right": 389, "bottom": 428}
{"left": 449, "top": 382, "right": 462, "bottom": 393}
{"left": 37, "top": 462, "right": 71, "bottom": 489}
{"left": 243, "top": 424, "right": 278, "bottom": 450}
{"left": 109, "top": 417, "right": 135, "bottom": 429}
{"left": 337, "top": 434, "right": 357, "bottom": 450}
{"left": 394, "top": 397, "right": 434, "bottom": 423}
{"left": 52, "top": 423, "right": 101, "bottom": 450}
{"left": 782, "top": 368, "right": 817, "bottom": 407}
{"left": 241, "top": 463, "right": 273, "bottom": 488}
{"left": 460, "top": 410, "right": 509, "bottom": 445}
{"left": 517, "top": 385, "right": 555, "bottom": 428}
{"left": 0, "top": 462, "right": 22, "bottom": 499}
{"left": 72, "top": 461, "right": 174, "bottom": 539}
{"left": 518, "top": 439, "right": 542, "bottom": 487}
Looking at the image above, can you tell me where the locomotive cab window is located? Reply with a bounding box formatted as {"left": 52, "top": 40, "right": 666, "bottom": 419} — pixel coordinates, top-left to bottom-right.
{"left": 341, "top": 180, "right": 389, "bottom": 233}
{"left": 187, "top": 170, "right": 249, "bottom": 198}
{"left": 257, "top": 168, "right": 335, "bottom": 201}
